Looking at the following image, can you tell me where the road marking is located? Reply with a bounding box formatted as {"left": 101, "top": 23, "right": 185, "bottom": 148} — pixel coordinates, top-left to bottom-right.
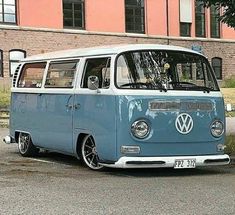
{"left": 27, "top": 158, "right": 56, "bottom": 164}
{"left": 27, "top": 158, "right": 73, "bottom": 167}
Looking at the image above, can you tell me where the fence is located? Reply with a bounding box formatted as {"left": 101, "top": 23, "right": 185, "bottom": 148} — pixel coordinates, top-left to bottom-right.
{"left": 0, "top": 108, "right": 9, "bottom": 127}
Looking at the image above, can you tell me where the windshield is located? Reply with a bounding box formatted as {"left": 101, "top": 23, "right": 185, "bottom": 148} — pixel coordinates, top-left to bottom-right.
{"left": 116, "top": 50, "right": 219, "bottom": 92}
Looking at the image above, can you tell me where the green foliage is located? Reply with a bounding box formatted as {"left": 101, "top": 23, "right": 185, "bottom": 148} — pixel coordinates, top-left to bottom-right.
{"left": 225, "top": 135, "right": 235, "bottom": 155}
{"left": 222, "top": 76, "right": 235, "bottom": 88}
{"left": 202, "top": 0, "right": 235, "bottom": 28}
{"left": 0, "top": 89, "right": 10, "bottom": 108}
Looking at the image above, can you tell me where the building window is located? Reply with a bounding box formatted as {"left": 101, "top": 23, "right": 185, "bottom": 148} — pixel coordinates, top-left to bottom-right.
{"left": 195, "top": 0, "right": 205, "bottom": 37}
{"left": 9, "top": 50, "right": 26, "bottom": 76}
{"left": 180, "top": 23, "right": 191, "bottom": 37}
{"left": 63, "top": 0, "right": 85, "bottom": 29}
{"left": 0, "top": 0, "right": 16, "bottom": 24}
{"left": 0, "top": 50, "right": 3, "bottom": 77}
{"left": 212, "top": 57, "right": 222, "bottom": 79}
{"left": 210, "top": 5, "right": 220, "bottom": 38}
{"left": 125, "top": 0, "right": 145, "bottom": 34}
{"left": 180, "top": 0, "right": 193, "bottom": 37}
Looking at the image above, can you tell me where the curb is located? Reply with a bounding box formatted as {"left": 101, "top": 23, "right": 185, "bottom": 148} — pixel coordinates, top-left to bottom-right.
{"left": 230, "top": 156, "right": 235, "bottom": 164}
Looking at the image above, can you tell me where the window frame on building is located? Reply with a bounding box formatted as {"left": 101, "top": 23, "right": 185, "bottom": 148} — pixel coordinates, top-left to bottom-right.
{"left": 0, "top": 0, "right": 17, "bottom": 24}
{"left": 125, "top": 0, "right": 145, "bottom": 34}
{"left": 210, "top": 5, "right": 220, "bottom": 38}
{"left": 179, "top": 0, "right": 193, "bottom": 37}
{"left": 211, "top": 57, "right": 222, "bottom": 80}
{"left": 9, "top": 49, "right": 26, "bottom": 77}
{"left": 180, "top": 22, "right": 191, "bottom": 37}
{"left": 195, "top": 0, "right": 206, "bottom": 37}
{"left": 63, "top": 0, "right": 85, "bottom": 29}
{"left": 0, "top": 50, "right": 3, "bottom": 77}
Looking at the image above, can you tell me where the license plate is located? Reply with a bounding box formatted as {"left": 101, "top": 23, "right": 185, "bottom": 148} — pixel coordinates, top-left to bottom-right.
{"left": 174, "top": 159, "right": 196, "bottom": 169}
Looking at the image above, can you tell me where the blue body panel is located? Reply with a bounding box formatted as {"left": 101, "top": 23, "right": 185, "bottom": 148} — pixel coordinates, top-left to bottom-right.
{"left": 10, "top": 92, "right": 225, "bottom": 162}
{"left": 74, "top": 94, "right": 116, "bottom": 161}
{"left": 115, "top": 95, "right": 225, "bottom": 159}
{"left": 10, "top": 93, "right": 74, "bottom": 154}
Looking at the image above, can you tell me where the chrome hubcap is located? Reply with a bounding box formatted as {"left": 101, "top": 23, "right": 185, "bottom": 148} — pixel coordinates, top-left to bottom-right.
{"left": 19, "top": 133, "right": 30, "bottom": 154}
{"left": 82, "top": 136, "right": 103, "bottom": 170}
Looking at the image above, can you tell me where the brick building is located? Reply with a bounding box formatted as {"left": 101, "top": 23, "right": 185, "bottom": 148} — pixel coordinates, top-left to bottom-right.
{"left": 0, "top": 0, "right": 235, "bottom": 87}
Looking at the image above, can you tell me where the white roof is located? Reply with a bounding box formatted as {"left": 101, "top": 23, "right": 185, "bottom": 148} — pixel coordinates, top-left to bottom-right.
{"left": 22, "top": 44, "right": 203, "bottom": 62}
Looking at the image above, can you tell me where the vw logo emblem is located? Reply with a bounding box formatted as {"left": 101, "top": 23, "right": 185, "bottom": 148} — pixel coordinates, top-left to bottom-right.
{"left": 175, "top": 113, "right": 193, "bottom": 134}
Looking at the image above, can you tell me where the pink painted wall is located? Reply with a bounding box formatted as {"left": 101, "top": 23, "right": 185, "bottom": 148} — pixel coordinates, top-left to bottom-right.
{"left": 85, "top": 0, "right": 125, "bottom": 33}
{"left": 146, "top": 0, "right": 167, "bottom": 36}
{"left": 16, "top": 0, "right": 235, "bottom": 40}
{"left": 18, "top": 0, "right": 63, "bottom": 29}
{"left": 168, "top": 0, "right": 180, "bottom": 37}
{"left": 191, "top": 0, "right": 196, "bottom": 37}
{"left": 222, "top": 24, "right": 235, "bottom": 39}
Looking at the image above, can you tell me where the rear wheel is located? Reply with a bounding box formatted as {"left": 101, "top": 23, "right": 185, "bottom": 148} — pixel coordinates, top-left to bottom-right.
{"left": 18, "top": 132, "right": 39, "bottom": 157}
{"left": 80, "top": 135, "right": 104, "bottom": 170}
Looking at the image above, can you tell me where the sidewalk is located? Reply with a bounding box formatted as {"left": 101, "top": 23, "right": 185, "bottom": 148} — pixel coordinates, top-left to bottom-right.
{"left": 226, "top": 117, "right": 235, "bottom": 135}
{"left": 230, "top": 156, "right": 235, "bottom": 164}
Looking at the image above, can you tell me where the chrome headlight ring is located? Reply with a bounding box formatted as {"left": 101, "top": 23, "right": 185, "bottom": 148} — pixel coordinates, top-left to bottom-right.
{"left": 211, "top": 120, "right": 224, "bottom": 138}
{"left": 131, "top": 120, "right": 150, "bottom": 139}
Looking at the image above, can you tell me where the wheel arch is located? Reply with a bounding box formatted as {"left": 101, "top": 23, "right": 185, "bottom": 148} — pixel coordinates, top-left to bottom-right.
{"left": 75, "top": 133, "right": 90, "bottom": 158}
{"left": 15, "top": 130, "right": 32, "bottom": 143}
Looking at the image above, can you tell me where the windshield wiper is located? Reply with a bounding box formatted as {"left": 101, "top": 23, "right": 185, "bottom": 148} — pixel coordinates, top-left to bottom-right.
{"left": 169, "top": 82, "right": 211, "bottom": 93}
{"left": 191, "top": 85, "right": 211, "bottom": 93}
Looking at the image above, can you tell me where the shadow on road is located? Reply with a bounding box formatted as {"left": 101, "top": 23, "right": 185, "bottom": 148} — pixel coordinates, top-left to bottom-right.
{"left": 102, "top": 166, "right": 234, "bottom": 178}
{"left": 10, "top": 150, "right": 233, "bottom": 178}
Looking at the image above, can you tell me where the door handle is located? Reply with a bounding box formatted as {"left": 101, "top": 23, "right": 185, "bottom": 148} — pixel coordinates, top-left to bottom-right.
{"left": 74, "top": 104, "right": 80, "bottom": 110}
{"left": 66, "top": 104, "right": 73, "bottom": 109}
{"left": 66, "top": 95, "right": 73, "bottom": 110}
{"left": 66, "top": 104, "right": 80, "bottom": 110}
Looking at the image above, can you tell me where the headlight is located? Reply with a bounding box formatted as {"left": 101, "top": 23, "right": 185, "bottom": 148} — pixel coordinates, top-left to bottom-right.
{"left": 131, "top": 120, "right": 150, "bottom": 139}
{"left": 211, "top": 120, "right": 224, "bottom": 137}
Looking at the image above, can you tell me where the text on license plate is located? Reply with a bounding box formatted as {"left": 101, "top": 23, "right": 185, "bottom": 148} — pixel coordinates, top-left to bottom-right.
{"left": 174, "top": 159, "right": 196, "bottom": 169}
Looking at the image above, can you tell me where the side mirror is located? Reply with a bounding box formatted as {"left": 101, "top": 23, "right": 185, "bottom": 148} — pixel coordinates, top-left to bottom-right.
{"left": 88, "top": 76, "right": 99, "bottom": 91}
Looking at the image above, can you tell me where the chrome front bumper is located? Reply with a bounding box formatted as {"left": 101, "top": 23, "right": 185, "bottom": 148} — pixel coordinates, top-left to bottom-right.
{"left": 100, "top": 154, "right": 230, "bottom": 168}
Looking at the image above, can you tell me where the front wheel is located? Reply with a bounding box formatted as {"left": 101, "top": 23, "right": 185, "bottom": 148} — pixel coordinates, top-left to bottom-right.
{"left": 18, "top": 132, "right": 39, "bottom": 157}
{"left": 80, "top": 135, "right": 104, "bottom": 170}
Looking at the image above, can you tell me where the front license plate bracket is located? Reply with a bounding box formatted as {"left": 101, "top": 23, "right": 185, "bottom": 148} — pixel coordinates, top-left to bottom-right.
{"left": 174, "top": 159, "right": 196, "bottom": 169}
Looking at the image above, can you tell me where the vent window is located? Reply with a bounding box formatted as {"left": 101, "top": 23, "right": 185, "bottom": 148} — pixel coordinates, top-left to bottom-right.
{"left": 12, "top": 64, "right": 21, "bottom": 87}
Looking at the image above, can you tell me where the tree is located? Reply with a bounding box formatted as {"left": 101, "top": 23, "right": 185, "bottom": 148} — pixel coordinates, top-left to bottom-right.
{"left": 201, "top": 0, "right": 235, "bottom": 28}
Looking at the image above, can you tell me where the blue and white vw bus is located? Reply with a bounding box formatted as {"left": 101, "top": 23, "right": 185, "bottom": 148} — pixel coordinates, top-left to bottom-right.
{"left": 4, "top": 44, "right": 230, "bottom": 170}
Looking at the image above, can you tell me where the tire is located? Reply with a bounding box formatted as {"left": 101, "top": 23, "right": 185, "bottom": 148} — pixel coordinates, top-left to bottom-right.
{"left": 18, "top": 132, "right": 39, "bottom": 157}
{"left": 80, "top": 135, "right": 104, "bottom": 170}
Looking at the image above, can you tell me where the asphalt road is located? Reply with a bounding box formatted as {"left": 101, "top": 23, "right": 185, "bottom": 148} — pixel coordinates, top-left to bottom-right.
{"left": 0, "top": 128, "right": 235, "bottom": 215}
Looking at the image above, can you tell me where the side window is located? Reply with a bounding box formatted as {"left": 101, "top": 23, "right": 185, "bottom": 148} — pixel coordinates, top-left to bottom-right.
{"left": 18, "top": 63, "right": 46, "bottom": 88}
{"left": 9, "top": 50, "right": 26, "bottom": 76}
{"left": 45, "top": 60, "right": 78, "bottom": 88}
{"left": 82, "top": 58, "right": 111, "bottom": 89}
